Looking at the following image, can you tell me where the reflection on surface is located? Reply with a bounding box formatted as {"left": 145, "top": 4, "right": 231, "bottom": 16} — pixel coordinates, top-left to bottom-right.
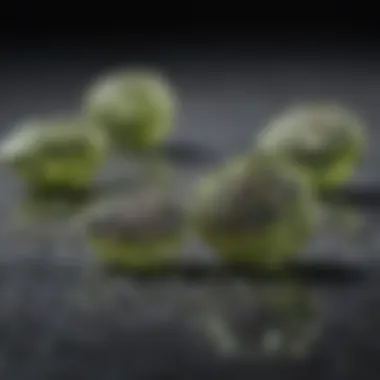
{"left": 257, "top": 283, "right": 320, "bottom": 357}
{"left": 320, "top": 200, "right": 366, "bottom": 240}
{"left": 179, "top": 281, "right": 321, "bottom": 359}
{"left": 10, "top": 187, "right": 92, "bottom": 233}
{"left": 310, "top": 198, "right": 379, "bottom": 258}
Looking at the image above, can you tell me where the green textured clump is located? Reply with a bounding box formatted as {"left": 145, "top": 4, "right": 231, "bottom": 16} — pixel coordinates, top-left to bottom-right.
{"left": 192, "top": 153, "right": 318, "bottom": 267}
{"left": 82, "top": 189, "right": 187, "bottom": 270}
{"left": 256, "top": 103, "right": 367, "bottom": 191}
{"left": 0, "top": 118, "right": 109, "bottom": 191}
{"left": 82, "top": 68, "right": 177, "bottom": 152}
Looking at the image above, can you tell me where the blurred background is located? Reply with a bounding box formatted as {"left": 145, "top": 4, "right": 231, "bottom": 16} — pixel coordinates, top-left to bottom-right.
{"left": 1, "top": 3, "right": 380, "bottom": 380}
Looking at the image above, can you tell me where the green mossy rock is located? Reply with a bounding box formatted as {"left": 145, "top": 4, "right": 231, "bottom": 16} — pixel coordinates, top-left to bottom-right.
{"left": 81, "top": 189, "right": 187, "bottom": 270}
{"left": 83, "top": 69, "right": 177, "bottom": 152}
{"left": 192, "top": 153, "right": 318, "bottom": 267}
{"left": 0, "top": 118, "right": 109, "bottom": 190}
{"left": 256, "top": 103, "right": 366, "bottom": 191}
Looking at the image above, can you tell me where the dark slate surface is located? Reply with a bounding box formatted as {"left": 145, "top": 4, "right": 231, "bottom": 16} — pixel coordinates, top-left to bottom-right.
{"left": 1, "top": 45, "right": 380, "bottom": 379}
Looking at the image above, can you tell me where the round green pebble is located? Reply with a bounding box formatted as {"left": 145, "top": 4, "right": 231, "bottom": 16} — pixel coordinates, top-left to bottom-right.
{"left": 256, "top": 103, "right": 367, "bottom": 191}
{"left": 0, "top": 118, "right": 109, "bottom": 191}
{"left": 81, "top": 189, "right": 187, "bottom": 270}
{"left": 82, "top": 68, "right": 177, "bottom": 152}
{"left": 192, "top": 153, "right": 318, "bottom": 267}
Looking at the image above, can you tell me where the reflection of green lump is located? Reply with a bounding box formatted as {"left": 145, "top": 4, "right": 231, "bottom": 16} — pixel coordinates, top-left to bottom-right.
{"left": 16, "top": 190, "right": 91, "bottom": 222}
{"left": 259, "top": 284, "right": 318, "bottom": 356}
{"left": 256, "top": 103, "right": 367, "bottom": 191}
{"left": 0, "top": 118, "right": 109, "bottom": 191}
{"left": 261, "top": 284, "right": 314, "bottom": 325}
{"left": 83, "top": 68, "right": 177, "bottom": 152}
{"left": 320, "top": 202, "right": 365, "bottom": 240}
{"left": 192, "top": 153, "right": 318, "bottom": 267}
{"left": 83, "top": 190, "right": 186, "bottom": 269}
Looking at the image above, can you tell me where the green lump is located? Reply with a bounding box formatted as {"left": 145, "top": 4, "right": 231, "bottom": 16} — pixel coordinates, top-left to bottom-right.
{"left": 256, "top": 103, "right": 366, "bottom": 191}
{"left": 82, "top": 68, "right": 177, "bottom": 152}
{"left": 82, "top": 189, "right": 187, "bottom": 269}
{"left": 0, "top": 118, "right": 108, "bottom": 190}
{"left": 192, "top": 153, "right": 318, "bottom": 267}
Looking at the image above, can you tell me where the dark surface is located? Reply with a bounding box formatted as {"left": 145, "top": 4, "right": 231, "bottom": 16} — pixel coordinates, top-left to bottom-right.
{"left": 1, "top": 42, "right": 380, "bottom": 379}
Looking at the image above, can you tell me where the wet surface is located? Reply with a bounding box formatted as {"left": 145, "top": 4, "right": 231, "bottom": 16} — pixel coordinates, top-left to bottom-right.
{"left": 1, "top": 48, "right": 380, "bottom": 379}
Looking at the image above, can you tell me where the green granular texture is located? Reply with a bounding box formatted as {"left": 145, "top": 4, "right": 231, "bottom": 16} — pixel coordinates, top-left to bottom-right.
{"left": 256, "top": 103, "right": 366, "bottom": 191}
{"left": 0, "top": 118, "right": 108, "bottom": 190}
{"left": 192, "top": 154, "right": 318, "bottom": 267}
{"left": 83, "top": 69, "right": 177, "bottom": 152}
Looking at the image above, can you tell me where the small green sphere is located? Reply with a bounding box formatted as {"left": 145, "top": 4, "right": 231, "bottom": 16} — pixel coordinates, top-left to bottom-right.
{"left": 82, "top": 189, "right": 187, "bottom": 269}
{"left": 256, "top": 103, "right": 367, "bottom": 191}
{"left": 83, "top": 68, "right": 177, "bottom": 152}
{"left": 0, "top": 118, "right": 109, "bottom": 190}
{"left": 192, "top": 153, "right": 318, "bottom": 267}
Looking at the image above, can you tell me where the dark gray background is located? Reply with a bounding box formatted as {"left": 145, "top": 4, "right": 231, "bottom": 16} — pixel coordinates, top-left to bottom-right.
{"left": 1, "top": 38, "right": 380, "bottom": 379}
